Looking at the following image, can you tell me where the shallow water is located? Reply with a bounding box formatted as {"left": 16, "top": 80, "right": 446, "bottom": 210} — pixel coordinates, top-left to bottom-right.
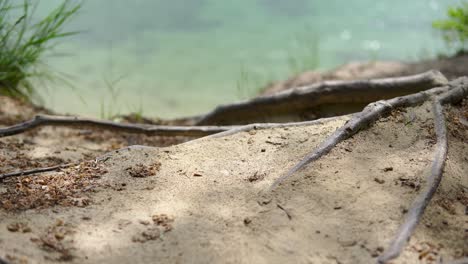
{"left": 36, "top": 0, "right": 457, "bottom": 118}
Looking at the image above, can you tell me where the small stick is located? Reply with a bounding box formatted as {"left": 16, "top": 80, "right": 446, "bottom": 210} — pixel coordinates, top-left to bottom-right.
{"left": 277, "top": 203, "right": 292, "bottom": 220}
{"left": 0, "top": 163, "right": 76, "bottom": 181}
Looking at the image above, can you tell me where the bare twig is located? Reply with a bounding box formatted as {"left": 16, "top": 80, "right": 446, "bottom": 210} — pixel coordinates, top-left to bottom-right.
{"left": 197, "top": 71, "right": 447, "bottom": 125}
{"left": 0, "top": 163, "right": 76, "bottom": 181}
{"left": 277, "top": 203, "right": 292, "bottom": 220}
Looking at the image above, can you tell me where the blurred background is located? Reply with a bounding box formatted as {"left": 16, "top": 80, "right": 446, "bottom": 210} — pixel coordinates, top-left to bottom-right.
{"left": 34, "top": 0, "right": 458, "bottom": 119}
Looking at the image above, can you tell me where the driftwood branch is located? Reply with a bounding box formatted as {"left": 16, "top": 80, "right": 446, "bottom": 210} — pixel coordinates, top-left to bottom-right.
{"left": 196, "top": 71, "right": 448, "bottom": 125}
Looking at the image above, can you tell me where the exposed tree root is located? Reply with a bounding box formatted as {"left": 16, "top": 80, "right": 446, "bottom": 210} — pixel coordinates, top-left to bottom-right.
{"left": 196, "top": 71, "right": 447, "bottom": 125}
{"left": 0, "top": 163, "right": 76, "bottom": 181}
{"left": 377, "top": 81, "right": 468, "bottom": 263}
{"left": 0, "top": 72, "right": 466, "bottom": 263}
{"left": 205, "top": 115, "right": 351, "bottom": 140}
{"left": 0, "top": 114, "right": 346, "bottom": 139}
{"left": 0, "top": 114, "right": 237, "bottom": 138}
{"left": 0, "top": 117, "right": 350, "bottom": 179}
{"left": 270, "top": 78, "right": 467, "bottom": 190}
{"left": 0, "top": 72, "right": 448, "bottom": 139}
{"left": 267, "top": 77, "right": 467, "bottom": 263}
{"left": 377, "top": 100, "right": 448, "bottom": 263}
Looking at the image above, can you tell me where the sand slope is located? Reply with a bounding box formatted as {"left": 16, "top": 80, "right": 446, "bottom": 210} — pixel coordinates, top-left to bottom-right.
{"left": 0, "top": 101, "right": 466, "bottom": 264}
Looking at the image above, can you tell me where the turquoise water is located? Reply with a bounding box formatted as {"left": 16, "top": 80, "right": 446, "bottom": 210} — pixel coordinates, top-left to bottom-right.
{"left": 36, "top": 0, "right": 457, "bottom": 118}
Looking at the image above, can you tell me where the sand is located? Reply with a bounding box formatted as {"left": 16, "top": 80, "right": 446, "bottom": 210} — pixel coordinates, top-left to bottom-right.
{"left": 0, "top": 97, "right": 466, "bottom": 264}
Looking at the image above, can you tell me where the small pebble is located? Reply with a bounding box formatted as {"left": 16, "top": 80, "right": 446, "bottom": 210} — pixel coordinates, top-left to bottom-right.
{"left": 374, "top": 178, "right": 385, "bottom": 184}
{"left": 6, "top": 223, "right": 19, "bottom": 232}
{"left": 339, "top": 240, "right": 357, "bottom": 247}
{"left": 139, "top": 220, "right": 150, "bottom": 226}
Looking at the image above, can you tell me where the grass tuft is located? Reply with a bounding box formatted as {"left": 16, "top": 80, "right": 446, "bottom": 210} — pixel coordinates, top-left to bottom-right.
{"left": 0, "top": 0, "right": 81, "bottom": 101}
{"left": 433, "top": 1, "right": 468, "bottom": 53}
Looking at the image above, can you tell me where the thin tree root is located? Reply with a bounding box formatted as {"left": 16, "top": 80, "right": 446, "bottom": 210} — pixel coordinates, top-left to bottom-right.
{"left": 0, "top": 72, "right": 448, "bottom": 139}
{"left": 269, "top": 87, "right": 442, "bottom": 189}
{"left": 0, "top": 163, "right": 77, "bottom": 181}
{"left": 265, "top": 77, "right": 467, "bottom": 263}
{"left": 0, "top": 114, "right": 238, "bottom": 138}
{"left": 0, "top": 116, "right": 350, "bottom": 180}
{"left": 270, "top": 77, "right": 468, "bottom": 190}
{"left": 377, "top": 81, "right": 468, "bottom": 263}
{"left": 197, "top": 71, "right": 447, "bottom": 125}
{"left": 0, "top": 114, "right": 348, "bottom": 139}
{"left": 205, "top": 115, "right": 351, "bottom": 139}
{"left": 377, "top": 100, "right": 447, "bottom": 263}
